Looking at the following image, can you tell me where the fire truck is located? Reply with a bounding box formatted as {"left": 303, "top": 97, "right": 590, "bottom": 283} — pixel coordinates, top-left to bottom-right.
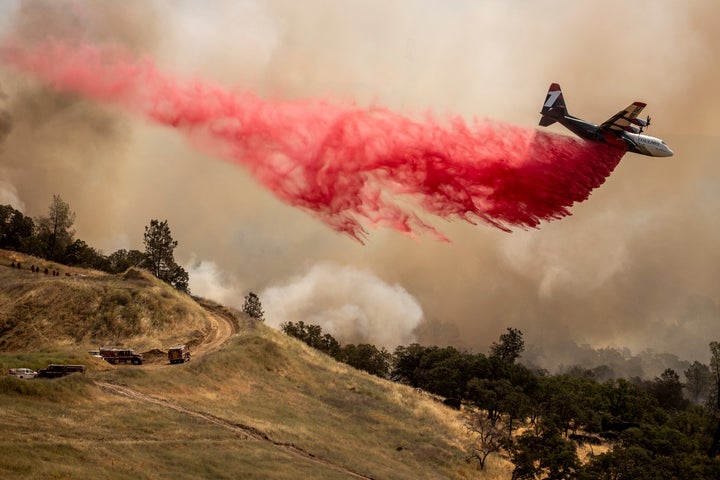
{"left": 99, "top": 348, "right": 143, "bottom": 365}
{"left": 168, "top": 344, "right": 191, "bottom": 364}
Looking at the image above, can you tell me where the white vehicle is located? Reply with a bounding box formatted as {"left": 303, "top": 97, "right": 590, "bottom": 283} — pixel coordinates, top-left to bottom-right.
{"left": 8, "top": 368, "right": 38, "bottom": 379}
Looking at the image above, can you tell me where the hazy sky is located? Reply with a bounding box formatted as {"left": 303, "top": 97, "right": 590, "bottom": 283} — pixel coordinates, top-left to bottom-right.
{"left": 1, "top": 1, "right": 718, "bottom": 369}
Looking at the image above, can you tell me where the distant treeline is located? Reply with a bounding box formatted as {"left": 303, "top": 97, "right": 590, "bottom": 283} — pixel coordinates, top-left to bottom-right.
{"left": 282, "top": 321, "right": 720, "bottom": 479}
{"left": 0, "top": 197, "right": 189, "bottom": 292}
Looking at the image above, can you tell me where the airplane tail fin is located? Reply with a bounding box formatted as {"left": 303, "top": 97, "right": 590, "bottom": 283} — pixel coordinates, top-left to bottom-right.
{"left": 539, "top": 83, "right": 566, "bottom": 127}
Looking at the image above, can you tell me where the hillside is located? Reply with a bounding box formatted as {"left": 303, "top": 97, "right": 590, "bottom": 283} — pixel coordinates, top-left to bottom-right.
{"left": 0, "top": 251, "right": 503, "bottom": 479}
{"left": 0, "top": 249, "right": 211, "bottom": 352}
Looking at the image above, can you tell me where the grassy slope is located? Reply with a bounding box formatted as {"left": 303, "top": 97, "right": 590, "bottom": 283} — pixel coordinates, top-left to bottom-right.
{"left": 0, "top": 251, "right": 513, "bottom": 479}
{"left": 0, "top": 375, "right": 317, "bottom": 479}
{"left": 95, "top": 323, "right": 478, "bottom": 479}
{"left": 0, "top": 250, "right": 209, "bottom": 352}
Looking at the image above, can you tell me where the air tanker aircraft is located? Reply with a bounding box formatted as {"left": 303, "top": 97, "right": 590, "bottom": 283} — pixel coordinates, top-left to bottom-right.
{"left": 539, "top": 83, "right": 673, "bottom": 157}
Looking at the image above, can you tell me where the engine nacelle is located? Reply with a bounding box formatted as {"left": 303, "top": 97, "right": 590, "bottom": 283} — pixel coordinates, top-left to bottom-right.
{"left": 632, "top": 116, "right": 650, "bottom": 128}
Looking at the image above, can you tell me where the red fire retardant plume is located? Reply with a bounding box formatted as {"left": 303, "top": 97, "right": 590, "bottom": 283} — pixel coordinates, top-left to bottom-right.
{"left": 2, "top": 42, "right": 625, "bottom": 242}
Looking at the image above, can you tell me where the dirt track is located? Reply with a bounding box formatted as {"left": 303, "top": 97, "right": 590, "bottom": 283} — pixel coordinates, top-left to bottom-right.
{"left": 141, "top": 298, "right": 238, "bottom": 368}
{"left": 96, "top": 381, "right": 375, "bottom": 479}
{"left": 191, "top": 309, "right": 237, "bottom": 359}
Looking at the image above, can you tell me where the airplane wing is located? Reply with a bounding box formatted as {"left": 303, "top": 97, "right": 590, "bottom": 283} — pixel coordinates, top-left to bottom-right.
{"left": 600, "top": 101, "right": 647, "bottom": 132}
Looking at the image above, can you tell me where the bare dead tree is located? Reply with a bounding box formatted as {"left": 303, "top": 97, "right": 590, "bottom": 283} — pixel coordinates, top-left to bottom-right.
{"left": 464, "top": 409, "right": 508, "bottom": 470}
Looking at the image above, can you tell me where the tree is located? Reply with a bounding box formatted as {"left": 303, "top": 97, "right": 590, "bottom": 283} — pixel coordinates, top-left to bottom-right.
{"left": 392, "top": 343, "right": 431, "bottom": 387}
{"left": 601, "top": 378, "right": 655, "bottom": 425}
{"left": 341, "top": 343, "right": 391, "bottom": 377}
{"left": 143, "top": 219, "right": 189, "bottom": 293}
{"left": 36, "top": 195, "right": 75, "bottom": 261}
{"left": 281, "top": 321, "right": 341, "bottom": 358}
{"left": 0, "top": 204, "right": 35, "bottom": 253}
{"left": 63, "top": 238, "right": 109, "bottom": 270}
{"left": 579, "top": 423, "right": 712, "bottom": 480}
{"left": 708, "top": 341, "right": 720, "bottom": 457}
{"left": 464, "top": 409, "right": 508, "bottom": 470}
{"left": 579, "top": 445, "right": 656, "bottom": 480}
{"left": 506, "top": 421, "right": 579, "bottom": 480}
{"left": 144, "top": 219, "right": 177, "bottom": 279}
{"left": 490, "top": 327, "right": 525, "bottom": 364}
{"left": 414, "top": 347, "right": 466, "bottom": 399}
{"left": 243, "top": 292, "right": 265, "bottom": 321}
{"left": 467, "top": 378, "right": 505, "bottom": 426}
{"left": 708, "top": 342, "right": 720, "bottom": 414}
{"left": 169, "top": 265, "right": 190, "bottom": 293}
{"left": 502, "top": 387, "right": 532, "bottom": 437}
{"left": 107, "top": 249, "right": 147, "bottom": 274}
{"left": 684, "top": 361, "right": 712, "bottom": 405}
{"left": 650, "top": 368, "right": 689, "bottom": 413}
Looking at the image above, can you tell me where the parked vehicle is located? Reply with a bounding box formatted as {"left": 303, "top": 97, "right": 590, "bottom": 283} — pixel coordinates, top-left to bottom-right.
{"left": 7, "top": 368, "right": 38, "bottom": 379}
{"left": 88, "top": 350, "right": 103, "bottom": 359}
{"left": 37, "top": 364, "right": 85, "bottom": 378}
{"left": 168, "top": 344, "right": 191, "bottom": 364}
{"left": 99, "top": 348, "right": 143, "bottom": 365}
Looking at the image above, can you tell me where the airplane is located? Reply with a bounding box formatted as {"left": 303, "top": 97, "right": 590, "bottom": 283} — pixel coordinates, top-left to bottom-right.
{"left": 539, "top": 83, "right": 673, "bottom": 157}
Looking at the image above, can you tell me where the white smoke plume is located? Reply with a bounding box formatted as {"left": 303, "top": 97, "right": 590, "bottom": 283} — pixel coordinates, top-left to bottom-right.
{"left": 0, "top": 178, "right": 23, "bottom": 210}
{"left": 186, "top": 257, "right": 244, "bottom": 307}
{"left": 262, "top": 263, "right": 423, "bottom": 349}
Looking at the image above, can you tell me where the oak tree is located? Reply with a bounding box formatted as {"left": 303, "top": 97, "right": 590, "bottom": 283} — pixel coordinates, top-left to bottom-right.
{"left": 243, "top": 291, "right": 265, "bottom": 321}
{"left": 490, "top": 327, "right": 525, "bottom": 364}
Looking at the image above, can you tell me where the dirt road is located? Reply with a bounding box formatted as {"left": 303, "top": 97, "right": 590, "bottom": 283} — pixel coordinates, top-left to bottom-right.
{"left": 191, "top": 299, "right": 239, "bottom": 358}
{"left": 96, "top": 381, "right": 375, "bottom": 479}
{"left": 141, "top": 298, "right": 239, "bottom": 367}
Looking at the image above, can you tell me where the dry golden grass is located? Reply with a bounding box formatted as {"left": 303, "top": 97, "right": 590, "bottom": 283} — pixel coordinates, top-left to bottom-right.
{"left": 0, "top": 327, "right": 492, "bottom": 479}
{"left": 0, "top": 379, "right": 339, "bottom": 480}
{"left": 0, "top": 250, "right": 210, "bottom": 352}
{"left": 89, "top": 323, "right": 511, "bottom": 479}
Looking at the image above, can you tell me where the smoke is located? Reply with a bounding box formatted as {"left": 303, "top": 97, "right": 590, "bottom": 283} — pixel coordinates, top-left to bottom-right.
{"left": 1, "top": 1, "right": 719, "bottom": 370}
{"left": 0, "top": 87, "right": 21, "bottom": 209}
{"left": 185, "top": 257, "right": 243, "bottom": 307}
{"left": 0, "top": 107, "right": 9, "bottom": 142}
{"left": 262, "top": 263, "right": 423, "bottom": 349}
{"left": 1, "top": 41, "right": 624, "bottom": 242}
{"left": 0, "top": 179, "right": 23, "bottom": 210}
{"left": 0, "top": 0, "right": 151, "bottom": 243}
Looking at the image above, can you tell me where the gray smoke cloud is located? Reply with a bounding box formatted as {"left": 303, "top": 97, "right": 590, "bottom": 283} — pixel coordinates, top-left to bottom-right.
{"left": 1, "top": 0, "right": 719, "bottom": 370}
